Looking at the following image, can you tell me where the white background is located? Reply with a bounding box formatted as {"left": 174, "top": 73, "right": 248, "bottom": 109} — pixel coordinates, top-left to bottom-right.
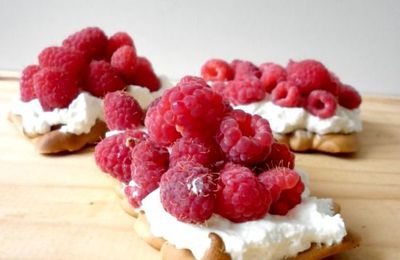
{"left": 0, "top": 0, "right": 399, "bottom": 96}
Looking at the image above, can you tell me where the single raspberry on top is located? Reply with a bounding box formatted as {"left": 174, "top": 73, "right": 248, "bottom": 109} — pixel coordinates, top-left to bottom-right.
{"left": 20, "top": 65, "right": 40, "bottom": 102}
{"left": 287, "top": 59, "right": 331, "bottom": 96}
{"left": 128, "top": 140, "right": 169, "bottom": 207}
{"left": 231, "top": 60, "right": 261, "bottom": 80}
{"left": 104, "top": 91, "right": 144, "bottom": 130}
{"left": 38, "top": 46, "right": 87, "bottom": 80}
{"left": 271, "top": 81, "right": 301, "bottom": 107}
{"left": 62, "top": 27, "right": 108, "bottom": 60}
{"left": 258, "top": 167, "right": 304, "bottom": 215}
{"left": 126, "top": 56, "right": 160, "bottom": 92}
{"left": 338, "top": 84, "right": 362, "bottom": 109}
{"left": 223, "top": 77, "right": 265, "bottom": 105}
{"left": 215, "top": 163, "right": 271, "bottom": 222}
{"left": 305, "top": 89, "right": 337, "bottom": 119}
{"left": 33, "top": 68, "right": 79, "bottom": 111}
{"left": 110, "top": 45, "right": 138, "bottom": 79}
{"left": 106, "top": 32, "right": 134, "bottom": 60}
{"left": 160, "top": 161, "right": 217, "bottom": 224}
{"left": 259, "top": 63, "right": 287, "bottom": 93}
{"left": 216, "top": 110, "right": 273, "bottom": 164}
{"left": 94, "top": 131, "right": 146, "bottom": 184}
{"left": 83, "top": 60, "right": 126, "bottom": 97}
{"left": 201, "top": 59, "right": 234, "bottom": 82}
{"left": 170, "top": 136, "right": 225, "bottom": 169}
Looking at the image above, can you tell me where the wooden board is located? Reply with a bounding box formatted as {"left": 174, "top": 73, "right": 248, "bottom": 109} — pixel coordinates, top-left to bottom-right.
{"left": 0, "top": 79, "right": 399, "bottom": 259}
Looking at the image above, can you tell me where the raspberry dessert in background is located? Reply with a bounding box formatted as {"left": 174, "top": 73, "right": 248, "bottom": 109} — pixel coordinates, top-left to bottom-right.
{"left": 200, "top": 58, "right": 363, "bottom": 153}
{"left": 9, "top": 26, "right": 167, "bottom": 154}
{"left": 94, "top": 76, "right": 359, "bottom": 260}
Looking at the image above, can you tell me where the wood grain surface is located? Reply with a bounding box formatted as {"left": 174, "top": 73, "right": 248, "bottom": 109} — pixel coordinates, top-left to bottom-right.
{"left": 0, "top": 79, "right": 399, "bottom": 259}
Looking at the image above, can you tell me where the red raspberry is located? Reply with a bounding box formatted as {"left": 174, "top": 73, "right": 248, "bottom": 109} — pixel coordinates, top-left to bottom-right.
{"left": 258, "top": 167, "right": 304, "bottom": 215}
{"left": 126, "top": 56, "right": 161, "bottom": 92}
{"left": 94, "top": 131, "right": 145, "bottom": 183}
{"left": 259, "top": 63, "right": 287, "bottom": 93}
{"left": 145, "top": 79, "right": 228, "bottom": 144}
{"left": 253, "top": 142, "right": 295, "bottom": 174}
{"left": 83, "top": 60, "right": 126, "bottom": 97}
{"left": 110, "top": 45, "right": 138, "bottom": 79}
{"left": 20, "top": 65, "right": 40, "bottom": 102}
{"left": 224, "top": 77, "right": 265, "bottom": 105}
{"left": 338, "top": 84, "right": 362, "bottom": 109}
{"left": 216, "top": 110, "right": 273, "bottom": 164}
{"left": 215, "top": 163, "right": 271, "bottom": 222}
{"left": 305, "top": 90, "right": 337, "bottom": 119}
{"left": 170, "top": 137, "right": 225, "bottom": 169}
{"left": 38, "top": 46, "right": 87, "bottom": 80}
{"left": 201, "top": 59, "right": 234, "bottom": 82}
{"left": 160, "top": 161, "right": 217, "bottom": 224}
{"left": 231, "top": 60, "right": 261, "bottom": 80}
{"left": 104, "top": 91, "right": 144, "bottom": 130}
{"left": 62, "top": 27, "right": 108, "bottom": 60}
{"left": 271, "top": 81, "right": 301, "bottom": 107}
{"left": 210, "top": 81, "right": 226, "bottom": 96}
{"left": 33, "top": 68, "right": 79, "bottom": 111}
{"left": 178, "top": 75, "right": 209, "bottom": 87}
{"left": 128, "top": 140, "right": 169, "bottom": 207}
{"left": 106, "top": 32, "right": 134, "bottom": 60}
{"left": 287, "top": 59, "right": 331, "bottom": 96}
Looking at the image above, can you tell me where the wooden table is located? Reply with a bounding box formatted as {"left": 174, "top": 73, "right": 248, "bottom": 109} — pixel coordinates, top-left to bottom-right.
{"left": 0, "top": 78, "right": 399, "bottom": 259}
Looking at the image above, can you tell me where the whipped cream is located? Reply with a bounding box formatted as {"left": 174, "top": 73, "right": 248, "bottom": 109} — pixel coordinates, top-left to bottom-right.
{"left": 11, "top": 92, "right": 104, "bottom": 135}
{"left": 234, "top": 99, "right": 362, "bottom": 135}
{"left": 141, "top": 172, "right": 346, "bottom": 260}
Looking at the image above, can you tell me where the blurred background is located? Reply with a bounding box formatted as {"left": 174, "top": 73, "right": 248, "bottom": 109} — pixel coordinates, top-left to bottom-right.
{"left": 0, "top": 0, "right": 399, "bottom": 95}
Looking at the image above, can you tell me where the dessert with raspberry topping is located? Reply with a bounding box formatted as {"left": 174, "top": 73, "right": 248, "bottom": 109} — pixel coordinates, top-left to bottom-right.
{"left": 200, "top": 58, "right": 363, "bottom": 153}
{"left": 94, "top": 76, "right": 359, "bottom": 259}
{"left": 9, "top": 27, "right": 166, "bottom": 154}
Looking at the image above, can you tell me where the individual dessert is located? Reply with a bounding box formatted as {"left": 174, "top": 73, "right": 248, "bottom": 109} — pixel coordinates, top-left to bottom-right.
{"left": 200, "top": 59, "right": 362, "bottom": 153}
{"left": 9, "top": 27, "right": 161, "bottom": 154}
{"left": 94, "top": 76, "right": 359, "bottom": 259}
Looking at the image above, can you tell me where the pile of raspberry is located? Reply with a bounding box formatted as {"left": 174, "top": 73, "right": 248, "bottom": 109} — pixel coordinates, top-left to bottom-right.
{"left": 95, "top": 76, "right": 306, "bottom": 224}
{"left": 20, "top": 27, "right": 160, "bottom": 111}
{"left": 201, "top": 58, "right": 362, "bottom": 119}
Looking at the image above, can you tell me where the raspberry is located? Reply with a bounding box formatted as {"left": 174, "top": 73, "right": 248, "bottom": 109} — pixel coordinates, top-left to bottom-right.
{"left": 145, "top": 79, "right": 228, "bottom": 144}
{"left": 126, "top": 56, "right": 160, "bottom": 92}
{"left": 259, "top": 63, "right": 287, "bottom": 93}
{"left": 170, "top": 137, "right": 225, "bottom": 169}
{"left": 338, "top": 84, "right": 362, "bottom": 109}
{"left": 216, "top": 110, "right": 273, "bottom": 164}
{"left": 223, "top": 77, "right": 265, "bottom": 105}
{"left": 62, "top": 27, "right": 107, "bottom": 60}
{"left": 20, "top": 65, "right": 40, "bottom": 102}
{"left": 178, "top": 75, "right": 209, "bottom": 88}
{"left": 215, "top": 163, "right": 271, "bottom": 222}
{"left": 106, "top": 32, "right": 134, "bottom": 60}
{"left": 94, "top": 131, "right": 145, "bottom": 183}
{"left": 201, "top": 59, "right": 234, "bottom": 82}
{"left": 38, "top": 46, "right": 87, "bottom": 80}
{"left": 33, "top": 68, "right": 79, "bottom": 111}
{"left": 128, "top": 140, "right": 169, "bottom": 207}
{"left": 231, "top": 60, "right": 261, "bottom": 80}
{"left": 211, "top": 81, "right": 226, "bottom": 96}
{"left": 271, "top": 81, "right": 301, "bottom": 107}
{"left": 287, "top": 59, "right": 331, "bottom": 96}
{"left": 104, "top": 91, "right": 144, "bottom": 130}
{"left": 160, "top": 161, "right": 216, "bottom": 224}
{"left": 83, "top": 60, "right": 126, "bottom": 97}
{"left": 253, "top": 142, "right": 295, "bottom": 173}
{"left": 110, "top": 45, "right": 138, "bottom": 79}
{"left": 305, "top": 90, "right": 337, "bottom": 119}
{"left": 258, "top": 167, "right": 304, "bottom": 215}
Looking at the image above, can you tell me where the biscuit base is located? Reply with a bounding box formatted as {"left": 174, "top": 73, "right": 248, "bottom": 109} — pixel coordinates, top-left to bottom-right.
{"left": 8, "top": 113, "right": 107, "bottom": 154}
{"left": 274, "top": 130, "right": 358, "bottom": 153}
{"left": 133, "top": 204, "right": 360, "bottom": 260}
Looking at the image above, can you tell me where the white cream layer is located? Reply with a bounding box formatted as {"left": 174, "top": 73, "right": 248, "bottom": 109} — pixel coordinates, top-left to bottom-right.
{"left": 141, "top": 172, "right": 346, "bottom": 260}
{"left": 235, "top": 99, "right": 362, "bottom": 135}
